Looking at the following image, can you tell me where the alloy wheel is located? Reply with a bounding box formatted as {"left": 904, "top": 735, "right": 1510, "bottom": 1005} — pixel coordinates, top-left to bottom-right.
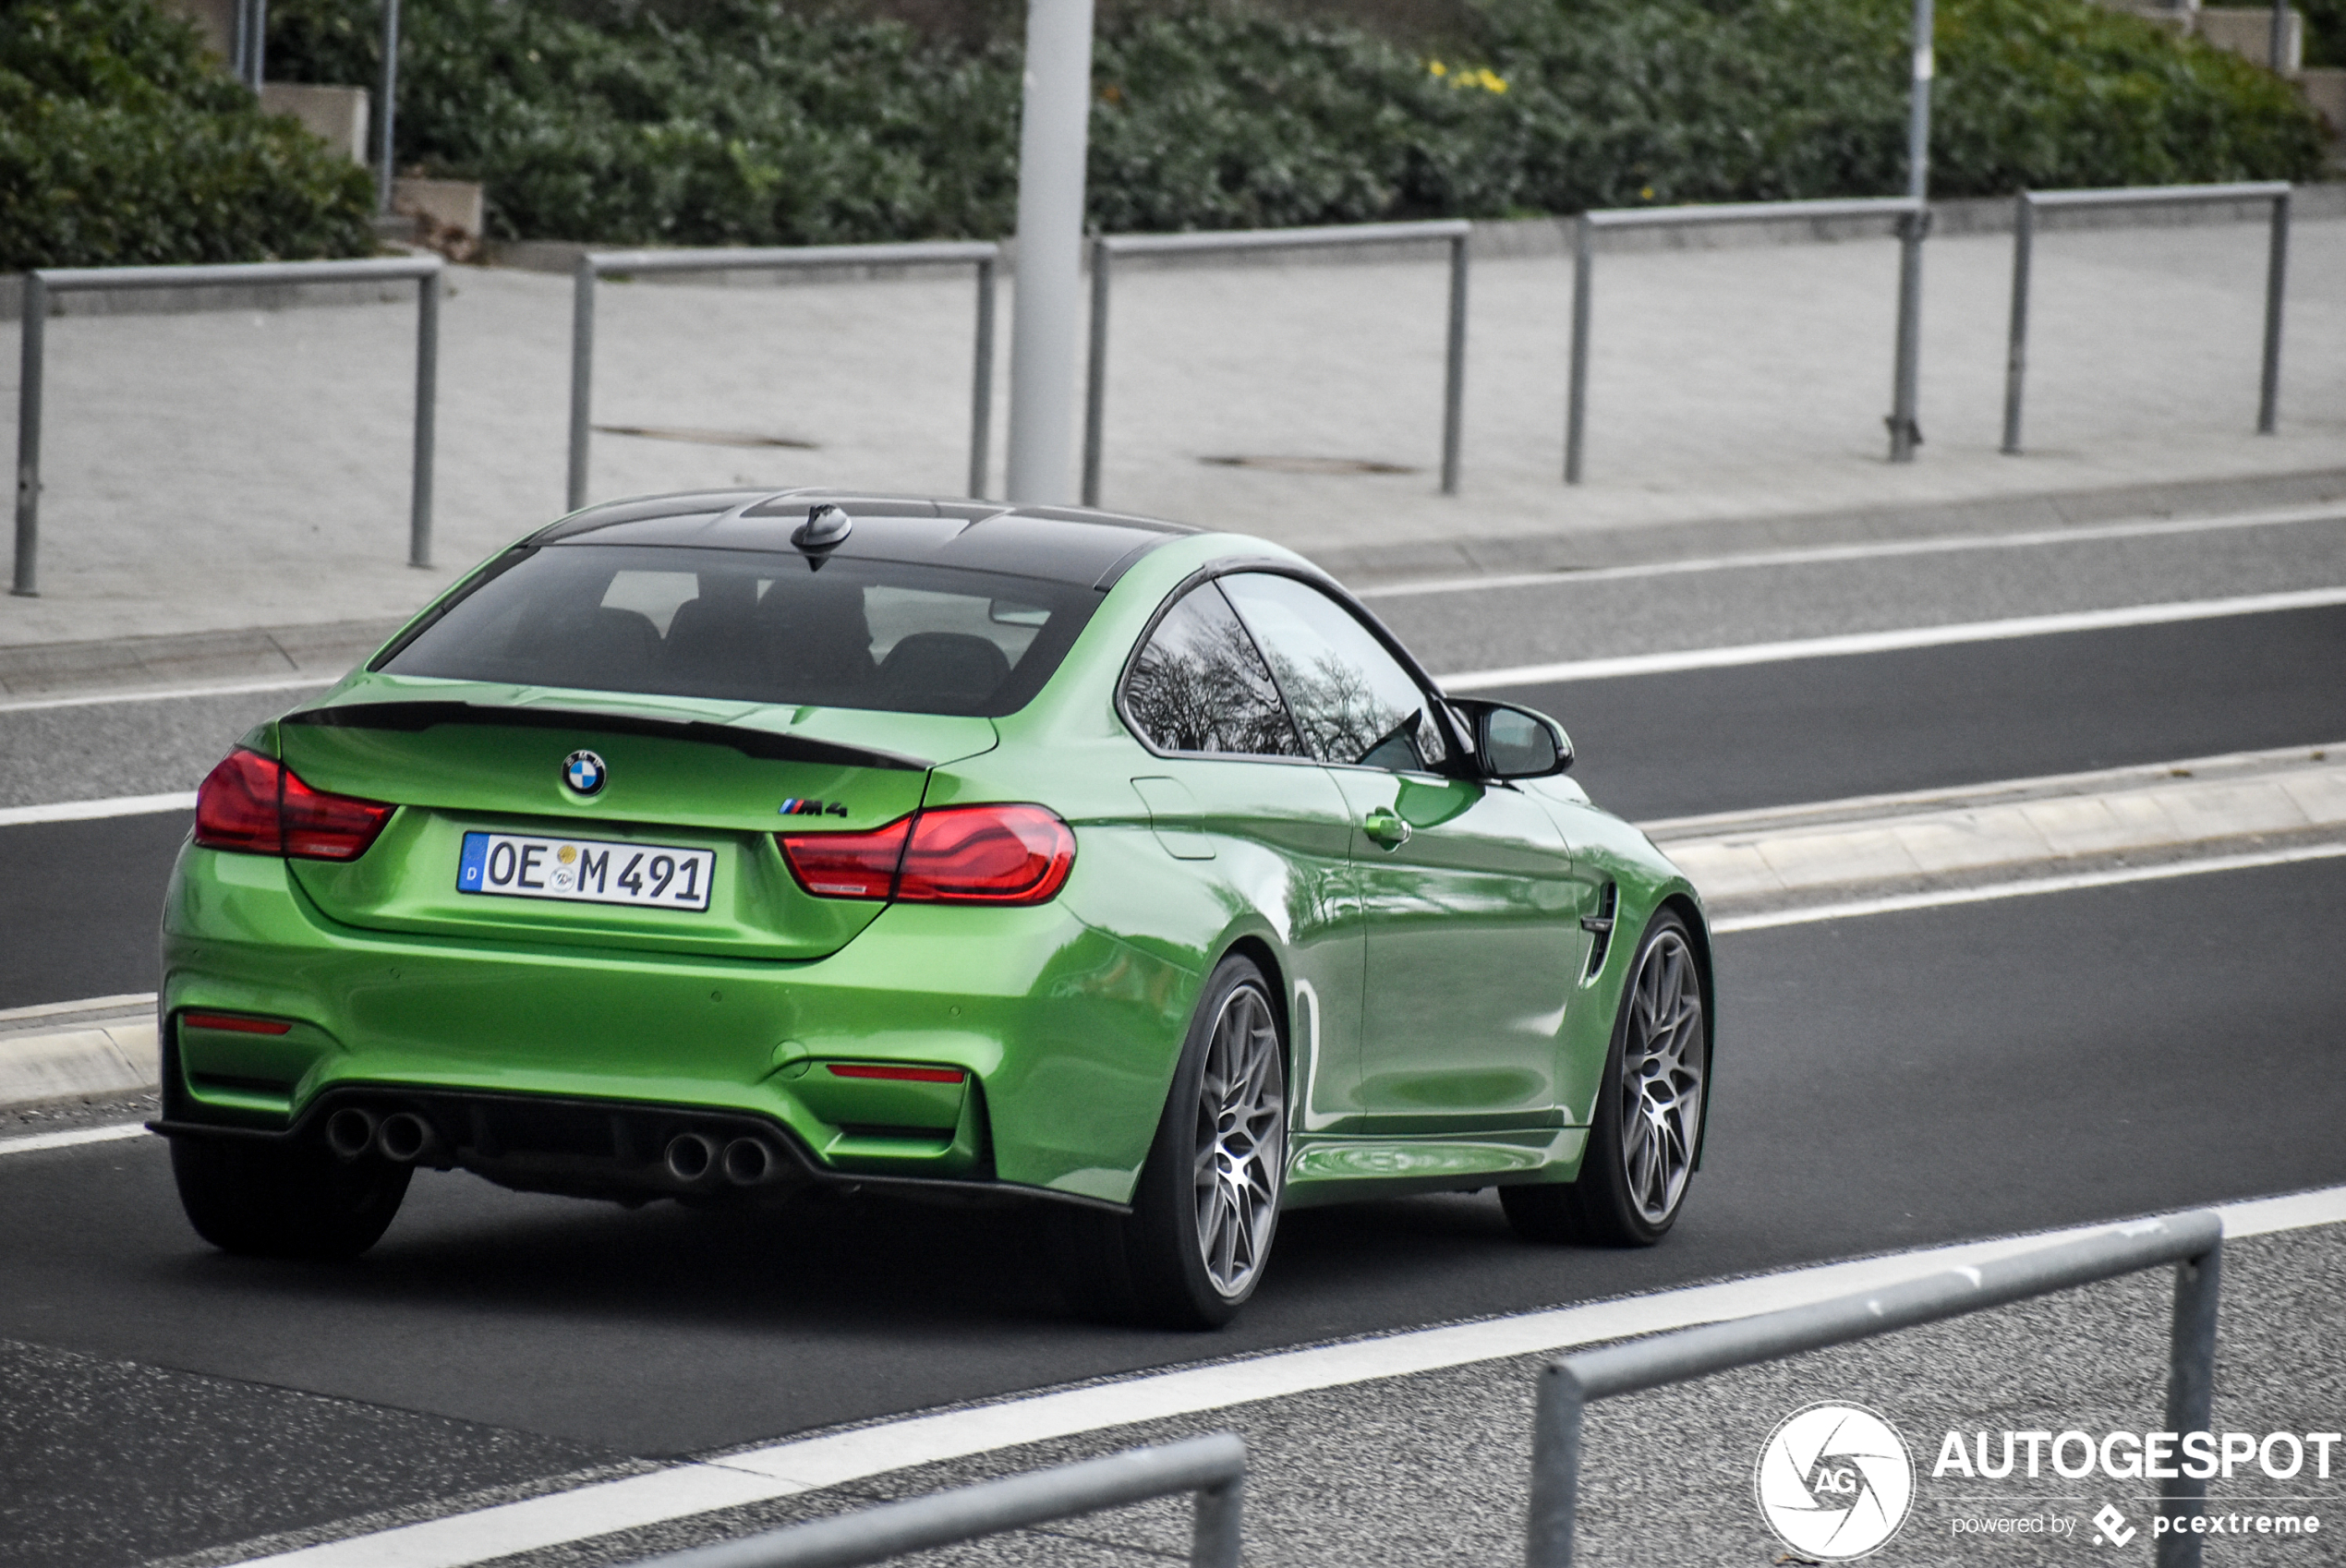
{"left": 1617, "top": 929, "right": 1705, "bottom": 1225}
{"left": 1191, "top": 982, "right": 1285, "bottom": 1298}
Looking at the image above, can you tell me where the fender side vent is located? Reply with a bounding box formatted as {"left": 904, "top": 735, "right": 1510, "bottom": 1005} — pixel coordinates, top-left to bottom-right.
{"left": 1582, "top": 882, "right": 1618, "bottom": 979}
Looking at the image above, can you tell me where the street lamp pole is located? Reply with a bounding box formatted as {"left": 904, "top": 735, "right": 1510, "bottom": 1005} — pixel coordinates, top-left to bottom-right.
{"left": 1004, "top": 0, "right": 1097, "bottom": 505}
{"left": 1887, "top": 0, "right": 1933, "bottom": 463}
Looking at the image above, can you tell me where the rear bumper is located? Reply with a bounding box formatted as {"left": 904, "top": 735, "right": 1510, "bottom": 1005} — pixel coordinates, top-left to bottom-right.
{"left": 162, "top": 844, "right": 1200, "bottom": 1207}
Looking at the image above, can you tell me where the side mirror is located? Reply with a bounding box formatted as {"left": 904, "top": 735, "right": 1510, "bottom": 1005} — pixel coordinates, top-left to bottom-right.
{"left": 1454, "top": 699, "right": 1573, "bottom": 779}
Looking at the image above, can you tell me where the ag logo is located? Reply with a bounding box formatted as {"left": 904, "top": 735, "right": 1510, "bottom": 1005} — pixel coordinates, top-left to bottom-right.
{"left": 562, "top": 751, "right": 607, "bottom": 796}
{"left": 1755, "top": 1403, "right": 1914, "bottom": 1560}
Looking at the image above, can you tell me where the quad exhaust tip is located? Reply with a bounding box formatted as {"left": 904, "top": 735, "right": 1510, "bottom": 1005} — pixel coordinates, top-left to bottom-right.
{"left": 664, "top": 1132, "right": 718, "bottom": 1183}
{"left": 325, "top": 1107, "right": 379, "bottom": 1160}
{"left": 722, "top": 1137, "right": 776, "bottom": 1187}
{"left": 375, "top": 1111, "right": 441, "bottom": 1164}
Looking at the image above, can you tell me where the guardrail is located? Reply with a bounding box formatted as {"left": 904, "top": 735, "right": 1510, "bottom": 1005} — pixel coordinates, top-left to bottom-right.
{"left": 11, "top": 255, "right": 443, "bottom": 599}
{"left": 630, "top": 1432, "right": 1246, "bottom": 1568}
{"left": 566, "top": 242, "right": 999, "bottom": 512}
{"left": 1082, "top": 219, "right": 1471, "bottom": 507}
{"left": 2001, "top": 182, "right": 2291, "bottom": 456}
{"left": 1523, "top": 1212, "right": 2224, "bottom": 1568}
{"left": 1566, "top": 196, "right": 1924, "bottom": 484}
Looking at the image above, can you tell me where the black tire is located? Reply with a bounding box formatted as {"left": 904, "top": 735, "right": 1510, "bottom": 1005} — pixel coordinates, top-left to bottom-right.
{"left": 171, "top": 1136, "right": 411, "bottom": 1260}
{"left": 1503, "top": 910, "right": 1706, "bottom": 1248}
{"left": 1052, "top": 955, "right": 1288, "bottom": 1329}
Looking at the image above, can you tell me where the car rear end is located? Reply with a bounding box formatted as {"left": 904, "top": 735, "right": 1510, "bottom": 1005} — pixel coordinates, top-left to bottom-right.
{"left": 156, "top": 494, "right": 1196, "bottom": 1213}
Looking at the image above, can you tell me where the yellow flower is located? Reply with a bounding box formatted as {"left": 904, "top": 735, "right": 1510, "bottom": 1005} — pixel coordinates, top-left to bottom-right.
{"left": 1428, "top": 59, "right": 1448, "bottom": 77}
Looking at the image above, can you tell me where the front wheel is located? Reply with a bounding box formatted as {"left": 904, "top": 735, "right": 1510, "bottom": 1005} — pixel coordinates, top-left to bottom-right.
{"left": 1052, "top": 955, "right": 1288, "bottom": 1329}
{"left": 172, "top": 1136, "right": 411, "bottom": 1260}
{"left": 1504, "top": 910, "right": 1706, "bottom": 1247}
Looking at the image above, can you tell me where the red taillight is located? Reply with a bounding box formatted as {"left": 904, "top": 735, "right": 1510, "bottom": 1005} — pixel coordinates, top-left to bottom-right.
{"left": 826, "top": 1063, "right": 968, "bottom": 1083}
{"left": 898, "top": 804, "right": 1076, "bottom": 905}
{"left": 181, "top": 1012, "right": 293, "bottom": 1035}
{"left": 193, "top": 749, "right": 281, "bottom": 853}
{"left": 777, "top": 803, "right": 1074, "bottom": 906}
{"left": 194, "top": 748, "right": 394, "bottom": 862}
{"left": 777, "top": 816, "right": 912, "bottom": 899}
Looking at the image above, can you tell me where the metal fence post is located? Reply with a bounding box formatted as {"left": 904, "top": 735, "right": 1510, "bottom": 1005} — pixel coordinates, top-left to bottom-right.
{"left": 1191, "top": 1468, "right": 1245, "bottom": 1568}
{"left": 410, "top": 267, "right": 439, "bottom": 569}
{"left": 567, "top": 254, "right": 596, "bottom": 512}
{"left": 2001, "top": 192, "right": 2034, "bottom": 455}
{"left": 2257, "top": 189, "right": 2288, "bottom": 435}
{"left": 2156, "top": 1241, "right": 2222, "bottom": 1567}
{"left": 1524, "top": 1359, "right": 1587, "bottom": 1568}
{"left": 1080, "top": 236, "right": 1110, "bottom": 510}
{"left": 969, "top": 255, "right": 997, "bottom": 498}
{"left": 1564, "top": 214, "right": 1591, "bottom": 485}
{"left": 1441, "top": 231, "right": 1468, "bottom": 496}
{"left": 11, "top": 272, "right": 45, "bottom": 597}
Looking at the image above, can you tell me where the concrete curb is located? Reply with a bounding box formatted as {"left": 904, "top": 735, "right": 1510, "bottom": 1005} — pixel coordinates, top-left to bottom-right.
{"left": 0, "top": 617, "right": 405, "bottom": 702}
{"left": 0, "top": 1018, "right": 158, "bottom": 1105}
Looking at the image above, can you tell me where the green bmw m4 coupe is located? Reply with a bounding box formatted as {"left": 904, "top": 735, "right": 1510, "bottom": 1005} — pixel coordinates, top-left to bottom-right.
{"left": 157, "top": 488, "right": 1712, "bottom": 1327}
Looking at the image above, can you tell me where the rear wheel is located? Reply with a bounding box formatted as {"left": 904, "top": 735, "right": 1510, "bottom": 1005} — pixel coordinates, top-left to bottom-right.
{"left": 171, "top": 1136, "right": 411, "bottom": 1260}
{"left": 1504, "top": 911, "right": 1705, "bottom": 1247}
{"left": 1053, "top": 956, "right": 1287, "bottom": 1328}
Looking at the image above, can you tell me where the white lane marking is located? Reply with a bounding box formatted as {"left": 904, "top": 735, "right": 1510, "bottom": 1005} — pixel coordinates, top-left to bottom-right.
{"left": 1358, "top": 503, "right": 2346, "bottom": 598}
{"left": 229, "top": 1186, "right": 2346, "bottom": 1568}
{"left": 1437, "top": 585, "right": 2346, "bottom": 690}
{"left": 1710, "top": 842, "right": 2346, "bottom": 933}
{"left": 0, "top": 675, "right": 333, "bottom": 715}
{"left": 0, "top": 991, "right": 155, "bottom": 1025}
{"left": 0, "top": 792, "right": 196, "bottom": 827}
{"left": 0, "top": 1122, "right": 150, "bottom": 1156}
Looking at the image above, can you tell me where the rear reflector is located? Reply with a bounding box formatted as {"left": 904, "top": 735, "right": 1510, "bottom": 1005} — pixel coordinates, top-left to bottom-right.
{"left": 826, "top": 1063, "right": 968, "bottom": 1083}
{"left": 195, "top": 748, "right": 394, "bottom": 861}
{"left": 182, "top": 1012, "right": 293, "bottom": 1035}
{"left": 779, "top": 803, "right": 1073, "bottom": 906}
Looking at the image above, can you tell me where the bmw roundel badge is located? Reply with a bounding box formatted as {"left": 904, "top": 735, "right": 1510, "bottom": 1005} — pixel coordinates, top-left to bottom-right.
{"left": 562, "top": 750, "right": 608, "bottom": 795}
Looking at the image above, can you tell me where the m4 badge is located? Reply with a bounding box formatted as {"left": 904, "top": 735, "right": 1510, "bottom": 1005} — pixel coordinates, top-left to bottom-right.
{"left": 778, "top": 799, "right": 851, "bottom": 818}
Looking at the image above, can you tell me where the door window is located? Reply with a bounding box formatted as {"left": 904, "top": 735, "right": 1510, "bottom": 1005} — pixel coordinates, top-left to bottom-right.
{"left": 1120, "top": 584, "right": 1305, "bottom": 757}
{"left": 1218, "top": 573, "right": 1447, "bottom": 772}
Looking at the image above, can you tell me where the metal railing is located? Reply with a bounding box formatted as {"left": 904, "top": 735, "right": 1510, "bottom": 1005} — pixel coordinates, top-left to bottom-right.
{"left": 567, "top": 242, "right": 1000, "bottom": 512}
{"left": 1082, "top": 219, "right": 1471, "bottom": 507}
{"left": 11, "top": 255, "right": 443, "bottom": 598}
{"left": 1566, "top": 196, "right": 1924, "bottom": 484}
{"left": 2001, "top": 183, "right": 2291, "bottom": 456}
{"left": 1524, "top": 1212, "right": 2224, "bottom": 1568}
{"left": 631, "top": 1432, "right": 1246, "bottom": 1568}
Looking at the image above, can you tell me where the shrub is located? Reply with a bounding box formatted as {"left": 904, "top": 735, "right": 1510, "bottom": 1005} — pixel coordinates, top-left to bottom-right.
{"left": 0, "top": 0, "right": 376, "bottom": 271}
{"left": 261, "top": 0, "right": 2326, "bottom": 247}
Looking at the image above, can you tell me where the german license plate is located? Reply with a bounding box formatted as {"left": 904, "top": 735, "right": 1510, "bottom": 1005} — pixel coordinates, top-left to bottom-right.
{"left": 457, "top": 831, "right": 714, "bottom": 911}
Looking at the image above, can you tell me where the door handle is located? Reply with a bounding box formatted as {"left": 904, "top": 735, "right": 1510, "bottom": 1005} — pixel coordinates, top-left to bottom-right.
{"left": 1362, "top": 807, "right": 1411, "bottom": 850}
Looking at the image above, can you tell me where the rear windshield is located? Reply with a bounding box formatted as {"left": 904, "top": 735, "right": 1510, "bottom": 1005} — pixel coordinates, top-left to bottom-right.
{"left": 376, "top": 544, "right": 1101, "bottom": 717}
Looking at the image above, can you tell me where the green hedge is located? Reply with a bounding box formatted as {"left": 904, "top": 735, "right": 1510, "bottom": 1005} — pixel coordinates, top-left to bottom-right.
{"left": 1, "top": 0, "right": 376, "bottom": 271}
{"left": 263, "top": 0, "right": 2326, "bottom": 247}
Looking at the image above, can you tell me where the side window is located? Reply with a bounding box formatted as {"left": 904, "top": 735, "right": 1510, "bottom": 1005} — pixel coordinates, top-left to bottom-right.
{"left": 1218, "top": 573, "right": 1447, "bottom": 772}
{"left": 1120, "top": 584, "right": 1305, "bottom": 758}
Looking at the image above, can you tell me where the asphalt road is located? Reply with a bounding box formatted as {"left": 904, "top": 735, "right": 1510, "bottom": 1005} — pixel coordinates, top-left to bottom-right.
{"left": 5, "top": 515, "right": 2346, "bottom": 1566}
{"left": 2, "top": 601, "right": 2340, "bottom": 1009}
{"left": 6, "top": 856, "right": 2344, "bottom": 1567}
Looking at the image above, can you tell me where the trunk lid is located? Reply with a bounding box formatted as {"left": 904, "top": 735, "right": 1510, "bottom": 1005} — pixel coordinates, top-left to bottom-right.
{"left": 275, "top": 676, "right": 996, "bottom": 960}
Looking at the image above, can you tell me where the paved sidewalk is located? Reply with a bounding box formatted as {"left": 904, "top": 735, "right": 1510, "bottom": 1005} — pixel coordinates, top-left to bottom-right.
{"left": 2, "top": 218, "right": 2340, "bottom": 647}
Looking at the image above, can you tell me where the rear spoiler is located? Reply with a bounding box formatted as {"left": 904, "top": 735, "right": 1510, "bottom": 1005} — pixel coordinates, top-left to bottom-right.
{"left": 284, "top": 701, "right": 930, "bottom": 772}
